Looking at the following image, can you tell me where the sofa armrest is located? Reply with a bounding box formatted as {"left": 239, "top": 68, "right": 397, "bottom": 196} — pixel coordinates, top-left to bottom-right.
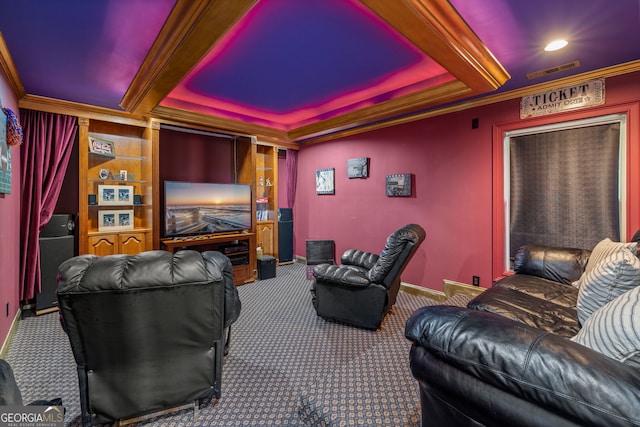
{"left": 312, "top": 264, "right": 371, "bottom": 288}
{"left": 405, "top": 305, "right": 640, "bottom": 426}
{"left": 340, "top": 249, "right": 379, "bottom": 270}
{"left": 512, "top": 244, "right": 591, "bottom": 285}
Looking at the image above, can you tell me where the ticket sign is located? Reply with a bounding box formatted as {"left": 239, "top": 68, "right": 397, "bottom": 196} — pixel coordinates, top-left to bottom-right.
{"left": 520, "top": 78, "right": 605, "bottom": 119}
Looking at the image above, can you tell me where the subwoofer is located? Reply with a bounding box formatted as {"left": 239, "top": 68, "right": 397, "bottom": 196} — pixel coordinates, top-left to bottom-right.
{"left": 37, "top": 214, "right": 75, "bottom": 314}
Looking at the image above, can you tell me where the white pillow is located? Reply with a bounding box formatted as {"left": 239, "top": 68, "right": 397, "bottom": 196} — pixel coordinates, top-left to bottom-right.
{"left": 572, "top": 286, "right": 640, "bottom": 369}
{"left": 584, "top": 238, "right": 637, "bottom": 276}
{"left": 575, "top": 248, "right": 640, "bottom": 325}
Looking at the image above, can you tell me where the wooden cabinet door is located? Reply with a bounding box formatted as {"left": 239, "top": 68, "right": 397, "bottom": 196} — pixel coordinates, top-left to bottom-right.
{"left": 258, "top": 222, "right": 274, "bottom": 256}
{"left": 119, "top": 232, "right": 146, "bottom": 255}
{"left": 88, "top": 235, "right": 118, "bottom": 256}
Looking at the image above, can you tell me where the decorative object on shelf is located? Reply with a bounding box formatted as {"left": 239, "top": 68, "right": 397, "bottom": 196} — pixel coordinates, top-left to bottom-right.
{"left": 98, "top": 184, "right": 134, "bottom": 206}
{"left": 98, "top": 209, "right": 135, "bottom": 232}
{"left": 386, "top": 173, "right": 413, "bottom": 197}
{"left": 133, "top": 195, "right": 142, "bottom": 205}
{"left": 2, "top": 107, "right": 23, "bottom": 147}
{"left": 316, "top": 168, "right": 335, "bottom": 195}
{"left": 88, "top": 194, "right": 97, "bottom": 205}
{"left": 88, "top": 136, "right": 116, "bottom": 157}
{"left": 120, "top": 170, "right": 128, "bottom": 180}
{"left": 347, "top": 157, "right": 369, "bottom": 178}
{"left": 265, "top": 177, "right": 272, "bottom": 186}
{"left": 99, "top": 168, "right": 110, "bottom": 180}
{"left": 259, "top": 176, "right": 264, "bottom": 186}
{"left": 0, "top": 106, "right": 11, "bottom": 194}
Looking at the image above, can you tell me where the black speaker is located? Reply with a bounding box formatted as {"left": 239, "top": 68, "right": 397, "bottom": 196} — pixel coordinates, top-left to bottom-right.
{"left": 37, "top": 214, "right": 76, "bottom": 313}
{"left": 257, "top": 256, "right": 276, "bottom": 280}
{"left": 278, "top": 208, "right": 293, "bottom": 263}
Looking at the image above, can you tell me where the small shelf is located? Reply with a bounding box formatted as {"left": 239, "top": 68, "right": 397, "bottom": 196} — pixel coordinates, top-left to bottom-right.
{"left": 88, "top": 227, "right": 152, "bottom": 236}
{"left": 89, "top": 152, "right": 147, "bottom": 161}
{"left": 89, "top": 204, "right": 147, "bottom": 208}
{"left": 88, "top": 178, "right": 148, "bottom": 184}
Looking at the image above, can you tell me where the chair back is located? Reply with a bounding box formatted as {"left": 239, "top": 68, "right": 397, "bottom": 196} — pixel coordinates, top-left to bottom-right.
{"left": 57, "top": 250, "right": 226, "bottom": 426}
{"left": 368, "top": 224, "right": 426, "bottom": 288}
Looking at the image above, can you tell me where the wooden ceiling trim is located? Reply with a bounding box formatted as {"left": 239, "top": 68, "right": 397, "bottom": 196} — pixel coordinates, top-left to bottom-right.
{"left": 287, "top": 80, "right": 470, "bottom": 141}
{"left": 19, "top": 94, "right": 148, "bottom": 127}
{"left": 151, "top": 105, "right": 293, "bottom": 145}
{"left": 0, "top": 31, "right": 25, "bottom": 99}
{"left": 121, "top": 0, "right": 258, "bottom": 115}
{"left": 360, "top": 0, "right": 510, "bottom": 92}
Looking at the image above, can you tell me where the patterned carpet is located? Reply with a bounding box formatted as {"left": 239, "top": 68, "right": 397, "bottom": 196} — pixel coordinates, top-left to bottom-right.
{"left": 4, "top": 262, "right": 470, "bottom": 426}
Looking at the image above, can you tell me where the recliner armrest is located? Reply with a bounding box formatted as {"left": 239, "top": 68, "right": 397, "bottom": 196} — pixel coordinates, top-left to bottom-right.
{"left": 512, "top": 244, "right": 591, "bottom": 285}
{"left": 341, "top": 249, "right": 379, "bottom": 270}
{"left": 312, "top": 264, "right": 371, "bottom": 288}
{"left": 405, "top": 305, "right": 640, "bottom": 426}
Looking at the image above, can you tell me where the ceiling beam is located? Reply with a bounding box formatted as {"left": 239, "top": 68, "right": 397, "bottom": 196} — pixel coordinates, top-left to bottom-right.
{"left": 121, "top": 0, "right": 257, "bottom": 115}
{"left": 360, "top": 0, "right": 510, "bottom": 92}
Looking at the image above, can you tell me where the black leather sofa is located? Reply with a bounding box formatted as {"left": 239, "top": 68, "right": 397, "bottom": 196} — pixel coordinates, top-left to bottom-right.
{"left": 57, "top": 250, "right": 240, "bottom": 426}
{"left": 405, "top": 244, "right": 640, "bottom": 427}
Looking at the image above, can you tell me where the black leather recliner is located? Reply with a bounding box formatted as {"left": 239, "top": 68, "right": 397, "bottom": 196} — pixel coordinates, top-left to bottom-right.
{"left": 310, "top": 224, "right": 425, "bottom": 329}
{"left": 57, "top": 250, "right": 241, "bottom": 427}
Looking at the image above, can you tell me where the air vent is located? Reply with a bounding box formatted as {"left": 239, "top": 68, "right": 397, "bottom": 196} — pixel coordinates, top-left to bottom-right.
{"left": 526, "top": 60, "right": 581, "bottom": 80}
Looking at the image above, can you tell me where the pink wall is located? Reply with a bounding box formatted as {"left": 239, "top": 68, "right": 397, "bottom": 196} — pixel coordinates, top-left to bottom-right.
{"left": 0, "top": 68, "right": 21, "bottom": 341}
{"left": 294, "top": 72, "right": 640, "bottom": 291}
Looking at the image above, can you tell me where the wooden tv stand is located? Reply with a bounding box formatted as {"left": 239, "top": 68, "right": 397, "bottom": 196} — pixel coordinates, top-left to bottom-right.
{"left": 161, "top": 233, "right": 256, "bottom": 285}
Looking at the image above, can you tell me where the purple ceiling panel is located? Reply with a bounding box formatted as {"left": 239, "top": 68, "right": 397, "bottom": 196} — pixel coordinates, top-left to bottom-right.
{"left": 451, "top": 0, "right": 640, "bottom": 92}
{"left": 0, "top": 0, "right": 175, "bottom": 110}
{"left": 184, "top": 0, "right": 424, "bottom": 113}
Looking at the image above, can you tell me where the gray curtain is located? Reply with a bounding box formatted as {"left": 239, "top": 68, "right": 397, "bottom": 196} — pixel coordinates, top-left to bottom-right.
{"left": 509, "top": 123, "right": 620, "bottom": 258}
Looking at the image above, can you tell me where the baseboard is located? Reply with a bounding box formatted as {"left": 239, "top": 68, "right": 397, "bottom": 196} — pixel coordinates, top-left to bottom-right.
{"left": 442, "top": 279, "right": 486, "bottom": 299}
{"left": 400, "top": 282, "right": 447, "bottom": 302}
{"left": 0, "top": 309, "right": 22, "bottom": 359}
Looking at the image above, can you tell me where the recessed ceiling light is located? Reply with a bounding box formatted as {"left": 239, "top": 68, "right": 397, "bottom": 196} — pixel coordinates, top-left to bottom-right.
{"left": 544, "top": 39, "right": 568, "bottom": 52}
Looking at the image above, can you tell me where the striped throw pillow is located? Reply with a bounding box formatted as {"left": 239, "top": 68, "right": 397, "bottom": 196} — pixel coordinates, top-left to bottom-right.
{"left": 575, "top": 248, "right": 640, "bottom": 325}
{"left": 572, "top": 286, "right": 640, "bottom": 369}
{"left": 584, "top": 238, "right": 637, "bottom": 275}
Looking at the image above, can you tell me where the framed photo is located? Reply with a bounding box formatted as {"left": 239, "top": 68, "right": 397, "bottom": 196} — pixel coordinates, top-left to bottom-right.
{"left": 88, "top": 136, "right": 116, "bottom": 157}
{"left": 347, "top": 157, "right": 369, "bottom": 178}
{"left": 98, "top": 185, "right": 133, "bottom": 206}
{"left": 98, "top": 210, "right": 134, "bottom": 232}
{"left": 386, "top": 173, "right": 413, "bottom": 197}
{"left": 316, "top": 168, "right": 335, "bottom": 195}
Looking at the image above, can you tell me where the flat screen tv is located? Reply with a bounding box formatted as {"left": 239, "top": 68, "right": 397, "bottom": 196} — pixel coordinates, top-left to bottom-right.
{"left": 164, "top": 181, "right": 252, "bottom": 238}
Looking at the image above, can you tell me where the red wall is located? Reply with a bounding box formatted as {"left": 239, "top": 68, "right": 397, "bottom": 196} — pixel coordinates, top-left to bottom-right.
{"left": 294, "top": 71, "right": 640, "bottom": 291}
{"left": 0, "top": 68, "right": 21, "bottom": 342}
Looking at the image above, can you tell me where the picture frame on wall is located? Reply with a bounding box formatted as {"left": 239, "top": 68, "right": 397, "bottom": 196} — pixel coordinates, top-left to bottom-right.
{"left": 386, "top": 173, "right": 413, "bottom": 197}
{"left": 98, "top": 185, "right": 133, "bottom": 206}
{"left": 316, "top": 168, "right": 335, "bottom": 195}
{"left": 98, "top": 210, "right": 134, "bottom": 232}
{"left": 347, "top": 157, "right": 369, "bottom": 178}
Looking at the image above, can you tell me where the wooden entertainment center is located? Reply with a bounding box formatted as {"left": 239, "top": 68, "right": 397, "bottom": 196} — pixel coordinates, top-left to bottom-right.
{"left": 161, "top": 233, "right": 257, "bottom": 285}
{"left": 70, "top": 111, "right": 284, "bottom": 286}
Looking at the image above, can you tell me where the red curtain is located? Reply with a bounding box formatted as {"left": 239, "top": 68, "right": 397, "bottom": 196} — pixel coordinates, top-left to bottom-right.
{"left": 286, "top": 149, "right": 298, "bottom": 207}
{"left": 19, "top": 109, "right": 77, "bottom": 301}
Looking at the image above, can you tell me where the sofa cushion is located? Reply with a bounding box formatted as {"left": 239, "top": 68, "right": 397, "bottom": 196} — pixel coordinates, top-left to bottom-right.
{"left": 572, "top": 286, "right": 640, "bottom": 369}
{"left": 467, "top": 286, "right": 580, "bottom": 338}
{"left": 575, "top": 249, "right": 640, "bottom": 325}
{"left": 494, "top": 274, "right": 578, "bottom": 308}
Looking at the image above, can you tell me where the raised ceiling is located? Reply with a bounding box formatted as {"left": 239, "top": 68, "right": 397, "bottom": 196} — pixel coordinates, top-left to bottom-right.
{"left": 1, "top": 0, "right": 639, "bottom": 144}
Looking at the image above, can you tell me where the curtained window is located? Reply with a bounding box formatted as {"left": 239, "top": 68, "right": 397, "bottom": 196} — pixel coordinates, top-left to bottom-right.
{"left": 505, "top": 115, "right": 625, "bottom": 264}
